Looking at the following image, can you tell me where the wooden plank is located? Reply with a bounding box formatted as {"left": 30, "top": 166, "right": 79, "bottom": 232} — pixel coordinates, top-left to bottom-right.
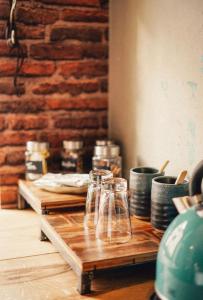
{"left": 0, "top": 209, "right": 155, "bottom": 299}
{"left": 0, "top": 209, "right": 56, "bottom": 260}
{"left": 18, "top": 180, "right": 86, "bottom": 212}
{"left": 0, "top": 253, "right": 155, "bottom": 300}
{"left": 41, "top": 211, "right": 161, "bottom": 293}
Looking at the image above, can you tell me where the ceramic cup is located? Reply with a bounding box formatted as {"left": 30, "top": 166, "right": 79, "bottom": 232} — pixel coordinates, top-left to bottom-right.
{"left": 151, "top": 176, "right": 189, "bottom": 231}
{"left": 129, "top": 167, "right": 164, "bottom": 220}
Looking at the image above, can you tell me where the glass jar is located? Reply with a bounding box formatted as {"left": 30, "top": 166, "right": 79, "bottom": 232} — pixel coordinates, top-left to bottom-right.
{"left": 25, "top": 141, "right": 49, "bottom": 181}
{"left": 96, "top": 177, "right": 132, "bottom": 243}
{"left": 96, "top": 140, "right": 114, "bottom": 146}
{"left": 84, "top": 169, "right": 113, "bottom": 231}
{"left": 92, "top": 144, "right": 122, "bottom": 177}
{"left": 61, "top": 141, "right": 83, "bottom": 173}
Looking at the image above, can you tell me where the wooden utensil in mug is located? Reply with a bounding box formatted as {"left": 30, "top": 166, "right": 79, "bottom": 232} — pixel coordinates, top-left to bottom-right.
{"left": 159, "top": 160, "right": 170, "bottom": 174}
{"left": 175, "top": 170, "right": 187, "bottom": 185}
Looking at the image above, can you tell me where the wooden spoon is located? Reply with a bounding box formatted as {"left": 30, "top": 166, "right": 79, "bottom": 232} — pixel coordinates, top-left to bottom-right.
{"left": 175, "top": 170, "right": 187, "bottom": 185}
{"left": 159, "top": 160, "right": 170, "bottom": 173}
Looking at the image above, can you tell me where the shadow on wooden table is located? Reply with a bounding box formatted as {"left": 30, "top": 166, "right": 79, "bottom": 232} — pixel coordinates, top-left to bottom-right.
{"left": 90, "top": 262, "right": 155, "bottom": 300}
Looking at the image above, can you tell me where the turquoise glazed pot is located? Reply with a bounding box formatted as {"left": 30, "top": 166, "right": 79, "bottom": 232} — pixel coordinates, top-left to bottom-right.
{"left": 155, "top": 204, "right": 203, "bottom": 300}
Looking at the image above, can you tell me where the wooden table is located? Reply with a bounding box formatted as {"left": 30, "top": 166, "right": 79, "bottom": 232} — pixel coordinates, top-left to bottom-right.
{"left": 41, "top": 211, "right": 162, "bottom": 295}
{"left": 18, "top": 180, "right": 86, "bottom": 214}
{"left": 0, "top": 209, "right": 156, "bottom": 300}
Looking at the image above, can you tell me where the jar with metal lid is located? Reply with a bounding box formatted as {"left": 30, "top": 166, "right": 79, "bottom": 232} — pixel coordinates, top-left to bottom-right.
{"left": 96, "top": 140, "right": 114, "bottom": 146}
{"left": 61, "top": 140, "right": 84, "bottom": 173}
{"left": 25, "top": 141, "right": 50, "bottom": 181}
{"left": 92, "top": 144, "right": 122, "bottom": 177}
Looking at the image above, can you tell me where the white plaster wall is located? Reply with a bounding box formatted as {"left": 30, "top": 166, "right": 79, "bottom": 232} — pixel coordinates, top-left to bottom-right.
{"left": 109, "top": 0, "right": 203, "bottom": 178}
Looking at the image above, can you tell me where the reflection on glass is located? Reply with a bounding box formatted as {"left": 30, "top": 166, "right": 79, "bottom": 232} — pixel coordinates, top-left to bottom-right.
{"left": 84, "top": 169, "right": 113, "bottom": 231}
{"left": 96, "top": 178, "right": 132, "bottom": 243}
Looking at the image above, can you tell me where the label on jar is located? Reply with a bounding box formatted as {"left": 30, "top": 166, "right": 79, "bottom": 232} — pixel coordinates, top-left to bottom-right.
{"left": 26, "top": 161, "right": 43, "bottom": 174}
{"left": 94, "top": 165, "right": 110, "bottom": 171}
{"left": 62, "top": 158, "right": 78, "bottom": 172}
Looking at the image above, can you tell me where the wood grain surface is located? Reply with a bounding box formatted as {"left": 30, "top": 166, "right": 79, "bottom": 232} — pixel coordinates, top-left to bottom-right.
{"left": 18, "top": 180, "right": 86, "bottom": 213}
{"left": 42, "top": 212, "right": 162, "bottom": 273}
{"left": 0, "top": 209, "right": 156, "bottom": 300}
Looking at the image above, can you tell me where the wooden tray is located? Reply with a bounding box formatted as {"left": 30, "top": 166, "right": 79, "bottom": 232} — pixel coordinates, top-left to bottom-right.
{"left": 18, "top": 180, "right": 86, "bottom": 214}
{"left": 41, "top": 211, "right": 162, "bottom": 294}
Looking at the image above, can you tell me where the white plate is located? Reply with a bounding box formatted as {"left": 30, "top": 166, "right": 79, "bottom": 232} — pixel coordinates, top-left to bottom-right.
{"left": 39, "top": 185, "right": 88, "bottom": 194}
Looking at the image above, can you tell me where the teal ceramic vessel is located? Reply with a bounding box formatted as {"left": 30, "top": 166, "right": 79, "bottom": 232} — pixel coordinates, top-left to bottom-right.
{"left": 155, "top": 204, "right": 203, "bottom": 300}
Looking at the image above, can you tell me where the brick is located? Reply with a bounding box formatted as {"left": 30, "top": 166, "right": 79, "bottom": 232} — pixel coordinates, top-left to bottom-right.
{"left": 0, "top": 165, "right": 25, "bottom": 175}
{"left": 105, "top": 27, "right": 108, "bottom": 41}
{"left": 54, "top": 116, "right": 99, "bottom": 129}
{"left": 0, "top": 186, "right": 18, "bottom": 204}
{"left": 0, "top": 2, "right": 9, "bottom": 20}
{"left": 59, "top": 61, "right": 108, "bottom": 79}
{"left": 17, "top": 24, "right": 45, "bottom": 39}
{"left": 30, "top": 43, "right": 82, "bottom": 60}
{"left": 101, "top": 115, "right": 108, "bottom": 128}
{"left": 21, "top": 61, "right": 55, "bottom": 76}
{"left": 0, "top": 99, "right": 45, "bottom": 113}
{"left": 83, "top": 43, "right": 108, "bottom": 59}
{"left": 38, "top": 131, "right": 82, "bottom": 147}
{"left": 0, "top": 132, "right": 37, "bottom": 146}
{"left": 33, "top": 80, "right": 99, "bottom": 95}
{"left": 37, "top": 0, "right": 100, "bottom": 7}
{"left": 0, "top": 41, "right": 27, "bottom": 57}
{"left": 100, "top": 78, "right": 108, "bottom": 92}
{"left": 6, "top": 150, "right": 25, "bottom": 165}
{"left": 0, "top": 81, "right": 25, "bottom": 95}
{"left": 0, "top": 174, "right": 20, "bottom": 186}
{"left": 0, "top": 60, "right": 55, "bottom": 77}
{"left": 16, "top": 7, "right": 59, "bottom": 25}
{"left": 9, "top": 116, "right": 48, "bottom": 130}
{"left": 50, "top": 26, "right": 102, "bottom": 42}
{"left": 61, "top": 8, "right": 108, "bottom": 23}
{"left": 46, "top": 97, "right": 108, "bottom": 110}
{"left": 0, "top": 22, "right": 6, "bottom": 39}
{"left": 0, "top": 116, "right": 7, "bottom": 131}
{"left": 0, "top": 152, "right": 6, "bottom": 166}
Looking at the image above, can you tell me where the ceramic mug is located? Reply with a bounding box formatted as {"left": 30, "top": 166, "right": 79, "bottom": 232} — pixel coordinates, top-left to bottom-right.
{"left": 151, "top": 176, "right": 189, "bottom": 231}
{"left": 129, "top": 167, "right": 164, "bottom": 220}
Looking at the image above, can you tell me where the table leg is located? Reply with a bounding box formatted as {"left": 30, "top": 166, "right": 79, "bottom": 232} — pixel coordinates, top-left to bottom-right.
{"left": 40, "top": 230, "right": 49, "bottom": 242}
{"left": 17, "top": 194, "right": 26, "bottom": 210}
{"left": 77, "top": 271, "right": 94, "bottom": 294}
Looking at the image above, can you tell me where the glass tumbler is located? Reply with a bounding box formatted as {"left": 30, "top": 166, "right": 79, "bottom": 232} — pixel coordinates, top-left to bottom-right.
{"left": 96, "top": 178, "right": 132, "bottom": 243}
{"left": 84, "top": 169, "right": 113, "bottom": 231}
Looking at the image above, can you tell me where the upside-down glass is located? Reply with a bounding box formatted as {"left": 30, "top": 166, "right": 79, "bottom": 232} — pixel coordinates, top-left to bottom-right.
{"left": 96, "top": 178, "right": 132, "bottom": 243}
{"left": 84, "top": 169, "right": 113, "bottom": 231}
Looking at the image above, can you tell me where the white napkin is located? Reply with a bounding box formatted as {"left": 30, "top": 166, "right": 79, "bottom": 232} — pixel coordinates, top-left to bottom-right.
{"left": 34, "top": 173, "right": 89, "bottom": 188}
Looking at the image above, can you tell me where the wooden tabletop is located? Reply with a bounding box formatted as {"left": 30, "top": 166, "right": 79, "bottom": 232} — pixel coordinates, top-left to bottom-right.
{"left": 42, "top": 211, "right": 162, "bottom": 274}
{"left": 18, "top": 179, "right": 86, "bottom": 213}
{"left": 0, "top": 209, "right": 156, "bottom": 300}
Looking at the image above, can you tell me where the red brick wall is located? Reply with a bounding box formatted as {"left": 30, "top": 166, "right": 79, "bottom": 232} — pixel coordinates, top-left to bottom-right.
{"left": 0, "top": 0, "right": 108, "bottom": 208}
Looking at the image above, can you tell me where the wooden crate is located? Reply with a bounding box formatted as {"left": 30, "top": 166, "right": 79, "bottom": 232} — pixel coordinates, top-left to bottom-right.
{"left": 18, "top": 180, "right": 86, "bottom": 214}
{"left": 41, "top": 211, "right": 162, "bottom": 294}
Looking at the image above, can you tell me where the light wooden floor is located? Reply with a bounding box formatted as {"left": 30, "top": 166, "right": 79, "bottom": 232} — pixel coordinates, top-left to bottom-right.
{"left": 0, "top": 209, "right": 155, "bottom": 300}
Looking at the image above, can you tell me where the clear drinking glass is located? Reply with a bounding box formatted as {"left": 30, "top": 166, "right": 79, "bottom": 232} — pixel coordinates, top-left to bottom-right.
{"left": 96, "top": 178, "right": 132, "bottom": 243}
{"left": 84, "top": 169, "right": 113, "bottom": 231}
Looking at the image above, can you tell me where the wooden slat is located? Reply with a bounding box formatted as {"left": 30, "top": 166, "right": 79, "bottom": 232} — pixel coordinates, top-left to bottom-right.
{"left": 0, "top": 209, "right": 56, "bottom": 260}
{"left": 0, "top": 253, "right": 155, "bottom": 300}
{"left": 42, "top": 212, "right": 161, "bottom": 273}
{"left": 0, "top": 209, "right": 155, "bottom": 299}
{"left": 18, "top": 180, "right": 86, "bottom": 211}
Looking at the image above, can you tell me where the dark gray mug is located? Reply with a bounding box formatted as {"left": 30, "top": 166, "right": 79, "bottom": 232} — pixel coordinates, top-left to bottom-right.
{"left": 151, "top": 176, "right": 189, "bottom": 231}
{"left": 129, "top": 167, "right": 164, "bottom": 220}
